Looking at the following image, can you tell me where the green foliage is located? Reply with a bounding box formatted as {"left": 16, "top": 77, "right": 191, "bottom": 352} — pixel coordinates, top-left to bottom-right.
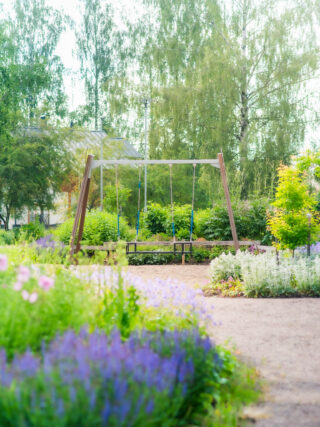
{"left": 0, "top": 267, "right": 96, "bottom": 358}
{"left": 103, "top": 184, "right": 132, "bottom": 214}
{"left": 165, "top": 204, "right": 192, "bottom": 237}
{"left": 296, "top": 149, "right": 320, "bottom": 182}
{"left": 144, "top": 202, "right": 168, "bottom": 234}
{"left": 268, "top": 165, "right": 318, "bottom": 250}
{"left": 55, "top": 210, "right": 132, "bottom": 245}
{"left": 75, "top": 0, "right": 127, "bottom": 129}
{"left": 96, "top": 276, "right": 140, "bottom": 338}
{"left": 128, "top": 249, "right": 174, "bottom": 265}
{"left": 191, "top": 247, "right": 210, "bottom": 263}
{"left": 0, "top": 128, "right": 72, "bottom": 230}
{"left": 195, "top": 201, "right": 269, "bottom": 242}
{"left": 110, "top": 0, "right": 320, "bottom": 198}
{"left": 273, "top": 166, "right": 315, "bottom": 211}
{"left": 209, "top": 246, "right": 236, "bottom": 259}
{"left": 19, "top": 221, "right": 45, "bottom": 242}
{"left": 205, "top": 347, "right": 260, "bottom": 426}
{"left": 11, "top": 0, "right": 67, "bottom": 119}
{"left": 0, "top": 230, "right": 15, "bottom": 245}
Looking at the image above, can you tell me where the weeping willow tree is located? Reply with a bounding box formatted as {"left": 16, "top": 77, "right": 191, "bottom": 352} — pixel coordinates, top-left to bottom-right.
{"left": 107, "top": 0, "right": 320, "bottom": 203}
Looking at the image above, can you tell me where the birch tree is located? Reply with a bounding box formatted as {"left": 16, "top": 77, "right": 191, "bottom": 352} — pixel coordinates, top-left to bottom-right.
{"left": 11, "top": 0, "right": 67, "bottom": 121}
{"left": 76, "top": 0, "right": 125, "bottom": 129}
{"left": 123, "top": 0, "right": 320, "bottom": 197}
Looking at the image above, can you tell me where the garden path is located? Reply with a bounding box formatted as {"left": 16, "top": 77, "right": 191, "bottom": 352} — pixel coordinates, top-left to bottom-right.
{"left": 126, "top": 265, "right": 320, "bottom": 427}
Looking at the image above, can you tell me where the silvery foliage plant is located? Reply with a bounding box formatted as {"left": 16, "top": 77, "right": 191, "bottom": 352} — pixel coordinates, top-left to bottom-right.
{"left": 209, "top": 250, "right": 320, "bottom": 296}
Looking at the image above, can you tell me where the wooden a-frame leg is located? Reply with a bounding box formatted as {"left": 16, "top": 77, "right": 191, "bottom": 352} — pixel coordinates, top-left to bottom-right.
{"left": 70, "top": 155, "right": 93, "bottom": 258}
{"left": 218, "top": 153, "right": 240, "bottom": 252}
{"left": 75, "top": 176, "right": 91, "bottom": 253}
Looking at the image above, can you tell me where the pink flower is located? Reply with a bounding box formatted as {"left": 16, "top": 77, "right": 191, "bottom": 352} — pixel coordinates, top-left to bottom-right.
{"left": 13, "top": 282, "right": 23, "bottom": 291}
{"left": 38, "top": 276, "right": 54, "bottom": 291}
{"left": 29, "top": 292, "right": 38, "bottom": 303}
{"left": 17, "top": 266, "right": 30, "bottom": 282}
{"left": 22, "top": 290, "right": 30, "bottom": 300}
{"left": 0, "top": 254, "right": 8, "bottom": 271}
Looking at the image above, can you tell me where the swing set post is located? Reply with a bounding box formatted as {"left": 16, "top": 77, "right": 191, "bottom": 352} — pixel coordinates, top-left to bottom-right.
{"left": 218, "top": 153, "right": 239, "bottom": 252}
{"left": 70, "top": 155, "right": 93, "bottom": 258}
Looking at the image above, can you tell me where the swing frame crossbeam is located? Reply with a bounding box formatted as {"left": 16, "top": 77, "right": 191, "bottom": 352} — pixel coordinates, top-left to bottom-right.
{"left": 91, "top": 159, "right": 220, "bottom": 170}
{"left": 70, "top": 153, "right": 240, "bottom": 258}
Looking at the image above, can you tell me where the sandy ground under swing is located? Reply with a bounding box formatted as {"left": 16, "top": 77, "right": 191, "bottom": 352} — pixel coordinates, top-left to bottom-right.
{"left": 126, "top": 264, "right": 320, "bottom": 427}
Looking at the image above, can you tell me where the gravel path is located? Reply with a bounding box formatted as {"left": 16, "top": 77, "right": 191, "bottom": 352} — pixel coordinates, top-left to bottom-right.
{"left": 126, "top": 265, "right": 320, "bottom": 427}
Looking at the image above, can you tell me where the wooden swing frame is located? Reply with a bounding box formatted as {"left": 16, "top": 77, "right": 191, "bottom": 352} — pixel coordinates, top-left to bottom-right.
{"left": 70, "top": 154, "right": 240, "bottom": 258}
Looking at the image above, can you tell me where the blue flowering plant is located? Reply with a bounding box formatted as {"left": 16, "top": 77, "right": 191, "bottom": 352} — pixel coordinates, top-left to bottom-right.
{"left": 0, "top": 327, "right": 224, "bottom": 426}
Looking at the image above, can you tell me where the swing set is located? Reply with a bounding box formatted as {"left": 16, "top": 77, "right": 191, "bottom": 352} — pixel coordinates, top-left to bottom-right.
{"left": 70, "top": 153, "right": 240, "bottom": 259}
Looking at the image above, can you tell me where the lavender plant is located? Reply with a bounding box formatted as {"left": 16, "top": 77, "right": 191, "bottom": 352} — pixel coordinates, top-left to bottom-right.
{"left": 0, "top": 328, "right": 221, "bottom": 426}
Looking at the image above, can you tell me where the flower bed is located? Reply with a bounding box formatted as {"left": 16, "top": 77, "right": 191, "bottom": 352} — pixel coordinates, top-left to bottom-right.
{"left": 0, "top": 327, "right": 221, "bottom": 426}
{"left": 0, "top": 253, "right": 259, "bottom": 424}
{"left": 207, "top": 251, "right": 320, "bottom": 297}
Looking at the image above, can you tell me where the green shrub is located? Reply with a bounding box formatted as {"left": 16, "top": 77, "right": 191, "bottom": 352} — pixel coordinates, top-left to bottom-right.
{"left": 0, "top": 230, "right": 15, "bottom": 245}
{"left": 176, "top": 228, "right": 193, "bottom": 240}
{"left": 128, "top": 250, "right": 174, "bottom": 265}
{"left": 209, "top": 246, "right": 236, "bottom": 259}
{"left": 192, "top": 247, "right": 210, "bottom": 262}
{"left": 165, "top": 204, "right": 192, "bottom": 237}
{"left": 144, "top": 202, "right": 168, "bottom": 234}
{"left": 19, "top": 221, "right": 45, "bottom": 242}
{"left": 55, "top": 210, "right": 132, "bottom": 245}
{"left": 195, "top": 201, "right": 269, "bottom": 242}
{"left": 268, "top": 165, "right": 318, "bottom": 251}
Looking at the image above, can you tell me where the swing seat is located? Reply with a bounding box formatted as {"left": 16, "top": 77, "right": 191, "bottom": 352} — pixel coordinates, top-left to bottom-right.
{"left": 126, "top": 241, "right": 192, "bottom": 255}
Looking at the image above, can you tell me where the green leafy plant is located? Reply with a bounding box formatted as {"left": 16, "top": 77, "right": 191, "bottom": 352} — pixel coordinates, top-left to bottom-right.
{"left": 55, "top": 210, "right": 132, "bottom": 245}
{"left": 165, "top": 204, "right": 192, "bottom": 237}
{"left": 144, "top": 203, "right": 168, "bottom": 234}
{"left": 268, "top": 165, "right": 319, "bottom": 251}
{"left": 19, "top": 221, "right": 46, "bottom": 242}
{"left": 103, "top": 184, "right": 132, "bottom": 213}
{"left": 0, "top": 230, "right": 15, "bottom": 245}
{"left": 204, "top": 277, "right": 244, "bottom": 297}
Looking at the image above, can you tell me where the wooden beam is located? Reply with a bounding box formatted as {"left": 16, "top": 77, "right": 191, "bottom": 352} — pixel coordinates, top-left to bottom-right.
{"left": 92, "top": 158, "right": 220, "bottom": 169}
{"left": 70, "top": 155, "right": 93, "bottom": 257}
{"left": 218, "top": 153, "right": 240, "bottom": 252}
{"left": 75, "top": 176, "right": 91, "bottom": 253}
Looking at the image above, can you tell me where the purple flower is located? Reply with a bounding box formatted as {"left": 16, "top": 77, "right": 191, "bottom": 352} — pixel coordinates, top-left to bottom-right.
{"left": 0, "top": 328, "right": 218, "bottom": 423}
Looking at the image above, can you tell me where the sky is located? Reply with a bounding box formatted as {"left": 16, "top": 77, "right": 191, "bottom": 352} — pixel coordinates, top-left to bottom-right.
{"left": 1, "top": 0, "right": 320, "bottom": 147}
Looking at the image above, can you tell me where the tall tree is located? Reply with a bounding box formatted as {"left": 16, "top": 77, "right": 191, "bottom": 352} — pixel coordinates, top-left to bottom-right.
{"left": 117, "top": 0, "right": 320, "bottom": 199}
{"left": 76, "top": 0, "right": 126, "bottom": 130}
{"left": 10, "top": 0, "right": 67, "bottom": 121}
{"left": 0, "top": 127, "right": 72, "bottom": 229}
